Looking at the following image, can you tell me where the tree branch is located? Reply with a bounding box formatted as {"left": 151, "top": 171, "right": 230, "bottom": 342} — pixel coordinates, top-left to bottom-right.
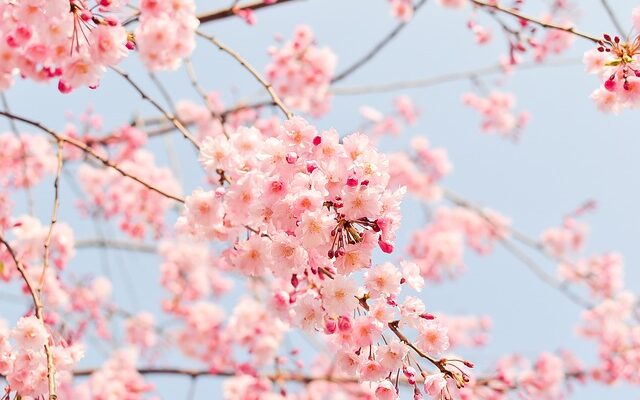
{"left": 331, "top": 0, "right": 429, "bottom": 83}
{"left": 196, "top": 31, "right": 293, "bottom": 120}
{"left": 470, "top": 0, "right": 600, "bottom": 43}
{"left": 0, "top": 111, "right": 185, "bottom": 203}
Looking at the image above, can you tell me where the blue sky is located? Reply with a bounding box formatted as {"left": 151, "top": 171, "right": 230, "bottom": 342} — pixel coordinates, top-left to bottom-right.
{"left": 2, "top": 0, "right": 640, "bottom": 398}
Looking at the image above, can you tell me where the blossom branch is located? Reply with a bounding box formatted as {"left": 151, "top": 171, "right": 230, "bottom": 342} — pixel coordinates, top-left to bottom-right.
{"left": 469, "top": 0, "right": 600, "bottom": 43}
{"left": 331, "top": 0, "right": 429, "bottom": 83}
{"left": 195, "top": 31, "right": 294, "bottom": 119}
{"left": 0, "top": 111, "right": 185, "bottom": 203}
{"left": 442, "top": 188, "right": 593, "bottom": 308}
{"left": 197, "top": 0, "right": 300, "bottom": 24}
{"left": 0, "top": 237, "right": 57, "bottom": 400}
{"left": 110, "top": 66, "right": 201, "bottom": 149}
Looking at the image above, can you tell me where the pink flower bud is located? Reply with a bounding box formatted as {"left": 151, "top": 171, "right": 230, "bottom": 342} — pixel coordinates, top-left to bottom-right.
{"left": 313, "top": 136, "right": 322, "bottom": 145}
{"left": 306, "top": 161, "right": 317, "bottom": 173}
{"left": 604, "top": 79, "right": 616, "bottom": 92}
{"left": 58, "top": 80, "right": 72, "bottom": 94}
{"left": 378, "top": 239, "right": 394, "bottom": 253}
{"left": 286, "top": 152, "right": 298, "bottom": 164}
{"left": 338, "top": 315, "right": 352, "bottom": 332}
{"left": 214, "top": 187, "right": 226, "bottom": 197}
{"left": 346, "top": 177, "right": 358, "bottom": 187}
{"left": 324, "top": 317, "right": 337, "bottom": 334}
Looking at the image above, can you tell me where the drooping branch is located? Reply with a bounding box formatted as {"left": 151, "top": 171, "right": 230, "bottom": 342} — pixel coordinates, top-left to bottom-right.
{"left": 332, "top": 57, "right": 581, "bottom": 95}
{"left": 599, "top": 0, "right": 626, "bottom": 37}
{"left": 331, "top": 0, "right": 429, "bottom": 83}
{"left": 110, "top": 67, "right": 201, "bottom": 150}
{"left": 442, "top": 188, "right": 593, "bottom": 309}
{"left": 39, "top": 140, "right": 63, "bottom": 293}
{"left": 0, "top": 111, "right": 185, "bottom": 203}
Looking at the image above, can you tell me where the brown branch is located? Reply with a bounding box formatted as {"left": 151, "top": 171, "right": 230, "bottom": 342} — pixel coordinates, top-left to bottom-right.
{"left": 75, "top": 239, "right": 157, "bottom": 253}
{"left": 331, "top": 0, "right": 429, "bottom": 83}
{"left": 0, "top": 237, "right": 57, "bottom": 399}
{"left": 196, "top": 31, "right": 293, "bottom": 120}
{"left": 0, "top": 111, "right": 185, "bottom": 203}
{"left": 332, "top": 57, "right": 581, "bottom": 95}
{"left": 469, "top": 0, "right": 600, "bottom": 43}
{"left": 72, "top": 367, "right": 358, "bottom": 384}
{"left": 39, "top": 140, "right": 63, "bottom": 293}
{"left": 184, "top": 58, "right": 230, "bottom": 139}
{"left": 110, "top": 67, "right": 201, "bottom": 150}
{"left": 599, "top": 0, "right": 626, "bottom": 37}
{"left": 442, "top": 188, "right": 593, "bottom": 309}
{"left": 197, "top": 0, "right": 300, "bottom": 24}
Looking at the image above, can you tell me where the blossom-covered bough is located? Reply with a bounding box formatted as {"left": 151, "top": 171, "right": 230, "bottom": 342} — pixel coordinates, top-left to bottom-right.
{"left": 0, "top": 0, "right": 639, "bottom": 399}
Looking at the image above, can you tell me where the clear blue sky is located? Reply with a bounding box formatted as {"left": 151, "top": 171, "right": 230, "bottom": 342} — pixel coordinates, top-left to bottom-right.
{"left": 2, "top": 0, "right": 640, "bottom": 398}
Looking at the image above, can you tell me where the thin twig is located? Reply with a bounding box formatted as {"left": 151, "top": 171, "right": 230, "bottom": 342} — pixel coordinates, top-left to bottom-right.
{"left": 599, "top": 0, "right": 626, "bottom": 37}
{"left": 0, "top": 111, "right": 185, "bottom": 203}
{"left": 196, "top": 31, "right": 293, "bottom": 119}
{"left": 184, "top": 58, "right": 229, "bottom": 138}
{"left": 470, "top": 0, "right": 600, "bottom": 43}
{"left": 39, "top": 140, "right": 63, "bottom": 293}
{"left": 110, "top": 67, "right": 200, "bottom": 149}
{"left": 75, "top": 239, "right": 157, "bottom": 253}
{"left": 331, "top": 0, "right": 429, "bottom": 83}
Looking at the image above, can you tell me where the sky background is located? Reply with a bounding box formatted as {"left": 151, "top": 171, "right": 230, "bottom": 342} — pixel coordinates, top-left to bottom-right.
{"left": 2, "top": 0, "right": 640, "bottom": 398}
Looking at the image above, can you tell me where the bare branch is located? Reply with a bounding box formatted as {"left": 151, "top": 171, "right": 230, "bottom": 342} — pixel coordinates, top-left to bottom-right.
{"left": 110, "top": 67, "right": 201, "bottom": 150}
{"left": 196, "top": 31, "right": 293, "bottom": 119}
{"left": 75, "top": 239, "right": 157, "bottom": 253}
{"left": 331, "top": 0, "right": 429, "bottom": 83}
{"left": 332, "top": 57, "right": 581, "bottom": 95}
{"left": 39, "top": 140, "right": 63, "bottom": 293}
{"left": 599, "top": 0, "right": 626, "bottom": 37}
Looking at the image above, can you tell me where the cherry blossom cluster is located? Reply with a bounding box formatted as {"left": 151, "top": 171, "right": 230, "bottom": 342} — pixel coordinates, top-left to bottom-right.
{"left": 73, "top": 349, "right": 153, "bottom": 399}
{"left": 0, "top": 0, "right": 133, "bottom": 92}
{"left": 408, "top": 207, "right": 509, "bottom": 281}
{"left": 266, "top": 26, "right": 337, "bottom": 116}
{"left": 584, "top": 31, "right": 640, "bottom": 113}
{"left": 462, "top": 91, "right": 530, "bottom": 140}
{"left": 77, "top": 149, "right": 181, "bottom": 239}
{"left": 359, "top": 96, "right": 421, "bottom": 140}
{"left": 387, "top": 136, "right": 451, "bottom": 202}
{"left": 0, "top": 316, "right": 83, "bottom": 399}
{"left": 135, "top": 0, "right": 199, "bottom": 71}
{"left": 0, "top": 132, "right": 56, "bottom": 188}
{"left": 1, "top": 215, "right": 75, "bottom": 280}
